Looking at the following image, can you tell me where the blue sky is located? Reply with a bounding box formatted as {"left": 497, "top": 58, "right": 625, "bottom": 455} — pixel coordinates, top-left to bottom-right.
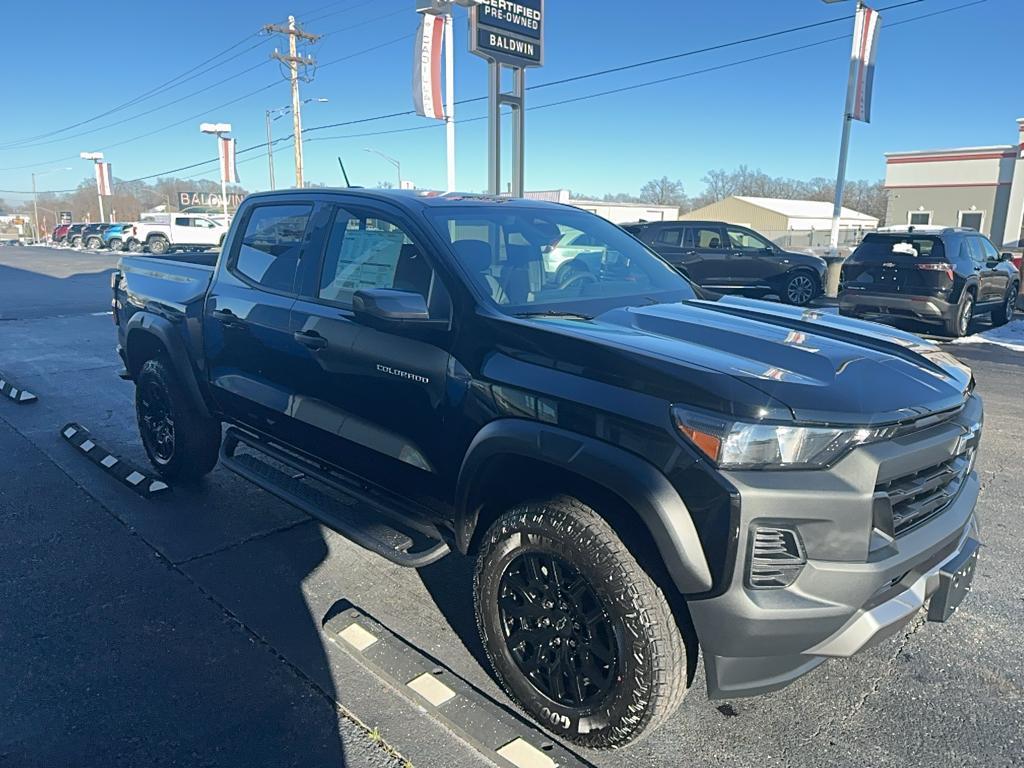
{"left": 1, "top": 0, "right": 1019, "bottom": 202}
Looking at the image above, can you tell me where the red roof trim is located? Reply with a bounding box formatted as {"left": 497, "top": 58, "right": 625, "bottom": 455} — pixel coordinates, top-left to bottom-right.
{"left": 884, "top": 182, "right": 1012, "bottom": 189}
{"left": 887, "top": 151, "right": 1016, "bottom": 164}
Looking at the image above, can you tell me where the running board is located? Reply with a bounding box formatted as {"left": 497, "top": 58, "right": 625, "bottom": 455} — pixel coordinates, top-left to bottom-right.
{"left": 220, "top": 427, "right": 450, "bottom": 568}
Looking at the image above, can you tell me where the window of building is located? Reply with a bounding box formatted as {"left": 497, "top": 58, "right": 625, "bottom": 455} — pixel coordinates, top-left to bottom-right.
{"left": 958, "top": 210, "right": 984, "bottom": 232}
{"left": 233, "top": 204, "right": 312, "bottom": 293}
{"left": 908, "top": 211, "right": 932, "bottom": 226}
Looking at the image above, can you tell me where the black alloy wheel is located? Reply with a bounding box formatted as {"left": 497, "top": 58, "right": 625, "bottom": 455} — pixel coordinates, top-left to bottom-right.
{"left": 958, "top": 293, "right": 974, "bottom": 337}
{"left": 784, "top": 272, "right": 816, "bottom": 306}
{"left": 138, "top": 378, "right": 175, "bottom": 465}
{"left": 498, "top": 552, "right": 620, "bottom": 709}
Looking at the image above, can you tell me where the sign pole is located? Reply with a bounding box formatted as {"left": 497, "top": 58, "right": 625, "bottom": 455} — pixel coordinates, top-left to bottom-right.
{"left": 511, "top": 67, "right": 525, "bottom": 197}
{"left": 444, "top": 12, "right": 456, "bottom": 192}
{"left": 488, "top": 61, "right": 501, "bottom": 195}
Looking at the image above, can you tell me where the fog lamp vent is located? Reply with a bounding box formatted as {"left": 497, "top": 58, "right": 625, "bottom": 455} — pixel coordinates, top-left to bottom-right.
{"left": 748, "top": 526, "right": 806, "bottom": 589}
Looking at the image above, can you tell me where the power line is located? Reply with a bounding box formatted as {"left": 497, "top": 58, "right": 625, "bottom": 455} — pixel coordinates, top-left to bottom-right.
{"left": 0, "top": 33, "right": 267, "bottom": 150}
{"left": 10, "top": 0, "right": 986, "bottom": 194}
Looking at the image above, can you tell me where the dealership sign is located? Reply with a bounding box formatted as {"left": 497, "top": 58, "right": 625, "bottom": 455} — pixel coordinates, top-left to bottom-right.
{"left": 177, "top": 191, "right": 244, "bottom": 209}
{"left": 470, "top": 0, "right": 543, "bottom": 67}
{"left": 59, "top": 211, "right": 73, "bottom": 225}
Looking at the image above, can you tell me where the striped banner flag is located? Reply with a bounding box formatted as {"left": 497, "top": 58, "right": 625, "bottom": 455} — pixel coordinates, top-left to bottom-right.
{"left": 413, "top": 13, "right": 445, "bottom": 121}
{"left": 850, "top": 4, "right": 881, "bottom": 123}
{"left": 95, "top": 162, "right": 113, "bottom": 196}
{"left": 219, "top": 136, "right": 239, "bottom": 184}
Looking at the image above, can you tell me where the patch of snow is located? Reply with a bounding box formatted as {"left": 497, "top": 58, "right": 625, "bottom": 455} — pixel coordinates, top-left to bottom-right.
{"left": 949, "top": 317, "right": 1024, "bottom": 353}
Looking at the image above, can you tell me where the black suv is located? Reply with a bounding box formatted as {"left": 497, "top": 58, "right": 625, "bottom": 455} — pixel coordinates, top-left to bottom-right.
{"left": 840, "top": 227, "right": 1019, "bottom": 337}
{"left": 81, "top": 223, "right": 113, "bottom": 249}
{"left": 113, "top": 190, "right": 982, "bottom": 748}
{"left": 622, "top": 219, "right": 827, "bottom": 306}
{"left": 65, "top": 223, "right": 87, "bottom": 248}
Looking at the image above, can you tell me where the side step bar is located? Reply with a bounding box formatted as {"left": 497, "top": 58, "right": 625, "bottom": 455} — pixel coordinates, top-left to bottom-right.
{"left": 220, "top": 427, "right": 450, "bottom": 568}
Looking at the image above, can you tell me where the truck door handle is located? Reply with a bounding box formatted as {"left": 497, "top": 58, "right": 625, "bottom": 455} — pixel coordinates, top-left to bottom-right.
{"left": 293, "top": 330, "right": 328, "bottom": 350}
{"left": 212, "top": 308, "right": 244, "bottom": 327}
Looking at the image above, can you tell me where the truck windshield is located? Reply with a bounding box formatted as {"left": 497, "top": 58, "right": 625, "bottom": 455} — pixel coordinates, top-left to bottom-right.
{"left": 426, "top": 206, "right": 696, "bottom": 315}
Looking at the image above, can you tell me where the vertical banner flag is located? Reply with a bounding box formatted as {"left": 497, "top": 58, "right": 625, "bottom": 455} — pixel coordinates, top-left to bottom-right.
{"left": 219, "top": 136, "right": 239, "bottom": 184}
{"left": 850, "top": 4, "right": 881, "bottom": 123}
{"left": 413, "top": 13, "right": 445, "bottom": 121}
{"left": 95, "top": 162, "right": 112, "bottom": 196}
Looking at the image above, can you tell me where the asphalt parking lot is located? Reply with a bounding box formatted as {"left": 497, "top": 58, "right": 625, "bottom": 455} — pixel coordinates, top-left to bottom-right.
{"left": 1, "top": 245, "right": 1022, "bottom": 768}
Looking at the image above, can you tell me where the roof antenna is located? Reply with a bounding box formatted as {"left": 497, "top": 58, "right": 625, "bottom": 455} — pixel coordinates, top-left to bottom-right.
{"left": 337, "top": 156, "right": 351, "bottom": 188}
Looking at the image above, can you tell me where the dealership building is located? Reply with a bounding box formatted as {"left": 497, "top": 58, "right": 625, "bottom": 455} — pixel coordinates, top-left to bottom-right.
{"left": 524, "top": 189, "right": 679, "bottom": 223}
{"left": 884, "top": 117, "right": 1024, "bottom": 248}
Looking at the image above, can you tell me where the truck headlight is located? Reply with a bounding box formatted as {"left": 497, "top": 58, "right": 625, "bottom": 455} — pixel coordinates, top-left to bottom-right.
{"left": 672, "top": 406, "right": 891, "bottom": 470}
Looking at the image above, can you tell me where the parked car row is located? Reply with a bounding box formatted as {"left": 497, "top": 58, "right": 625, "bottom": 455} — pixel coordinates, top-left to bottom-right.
{"left": 51, "top": 213, "right": 229, "bottom": 254}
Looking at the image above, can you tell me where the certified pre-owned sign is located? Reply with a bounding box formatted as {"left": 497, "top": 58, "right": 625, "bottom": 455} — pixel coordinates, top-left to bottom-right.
{"left": 470, "top": 0, "right": 544, "bottom": 67}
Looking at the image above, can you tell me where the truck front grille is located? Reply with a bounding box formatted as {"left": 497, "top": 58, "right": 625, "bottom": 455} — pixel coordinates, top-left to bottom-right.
{"left": 876, "top": 452, "right": 972, "bottom": 536}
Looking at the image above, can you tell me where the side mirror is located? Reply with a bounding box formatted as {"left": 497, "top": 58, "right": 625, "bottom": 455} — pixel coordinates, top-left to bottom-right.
{"left": 1001, "top": 252, "right": 1015, "bottom": 262}
{"left": 352, "top": 288, "right": 430, "bottom": 327}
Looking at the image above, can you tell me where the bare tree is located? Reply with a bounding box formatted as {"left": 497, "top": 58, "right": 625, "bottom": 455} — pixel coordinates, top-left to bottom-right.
{"left": 639, "top": 176, "right": 686, "bottom": 207}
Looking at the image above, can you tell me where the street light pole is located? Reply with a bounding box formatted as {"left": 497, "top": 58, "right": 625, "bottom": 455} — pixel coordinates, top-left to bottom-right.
{"left": 364, "top": 148, "right": 402, "bottom": 187}
{"left": 32, "top": 166, "right": 71, "bottom": 243}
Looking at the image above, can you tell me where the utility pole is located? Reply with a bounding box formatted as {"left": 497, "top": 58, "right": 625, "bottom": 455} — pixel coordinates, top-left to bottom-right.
{"left": 265, "top": 16, "right": 319, "bottom": 189}
{"left": 265, "top": 110, "right": 276, "bottom": 190}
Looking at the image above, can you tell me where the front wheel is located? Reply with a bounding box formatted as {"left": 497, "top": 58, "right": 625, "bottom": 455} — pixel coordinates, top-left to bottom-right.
{"left": 945, "top": 291, "right": 975, "bottom": 338}
{"left": 126, "top": 238, "right": 142, "bottom": 253}
{"left": 991, "top": 282, "right": 1018, "bottom": 326}
{"left": 781, "top": 271, "right": 818, "bottom": 306}
{"left": 136, "top": 358, "right": 221, "bottom": 482}
{"left": 108, "top": 237, "right": 122, "bottom": 251}
{"left": 474, "top": 496, "right": 688, "bottom": 749}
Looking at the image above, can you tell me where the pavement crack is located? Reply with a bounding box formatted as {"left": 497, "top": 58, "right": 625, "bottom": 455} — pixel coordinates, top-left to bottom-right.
{"left": 173, "top": 517, "right": 313, "bottom": 565}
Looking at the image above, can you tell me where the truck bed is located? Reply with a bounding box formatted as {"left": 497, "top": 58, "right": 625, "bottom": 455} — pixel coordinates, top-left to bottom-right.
{"left": 117, "top": 255, "right": 215, "bottom": 314}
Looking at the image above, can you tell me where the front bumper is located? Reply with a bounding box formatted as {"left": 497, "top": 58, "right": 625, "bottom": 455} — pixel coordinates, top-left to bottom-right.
{"left": 687, "top": 395, "right": 982, "bottom": 699}
{"left": 839, "top": 289, "right": 955, "bottom": 323}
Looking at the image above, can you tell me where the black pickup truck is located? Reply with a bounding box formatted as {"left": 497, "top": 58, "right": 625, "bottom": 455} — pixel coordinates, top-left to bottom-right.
{"left": 113, "top": 189, "right": 982, "bottom": 748}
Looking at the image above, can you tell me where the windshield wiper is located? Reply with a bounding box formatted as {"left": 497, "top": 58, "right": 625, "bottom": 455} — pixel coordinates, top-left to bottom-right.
{"left": 513, "top": 310, "right": 594, "bottom": 320}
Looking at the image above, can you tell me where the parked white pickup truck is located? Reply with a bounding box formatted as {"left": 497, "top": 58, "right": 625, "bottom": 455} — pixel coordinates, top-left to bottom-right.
{"left": 129, "top": 214, "right": 229, "bottom": 255}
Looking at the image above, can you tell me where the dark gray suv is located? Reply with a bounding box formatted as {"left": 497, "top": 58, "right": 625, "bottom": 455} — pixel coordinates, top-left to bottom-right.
{"left": 839, "top": 227, "right": 1019, "bottom": 337}
{"left": 623, "top": 219, "right": 828, "bottom": 306}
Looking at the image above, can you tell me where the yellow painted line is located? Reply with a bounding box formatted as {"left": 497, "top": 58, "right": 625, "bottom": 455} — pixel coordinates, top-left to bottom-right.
{"left": 338, "top": 623, "right": 378, "bottom": 652}
{"left": 407, "top": 672, "right": 456, "bottom": 707}
{"left": 496, "top": 738, "right": 557, "bottom": 768}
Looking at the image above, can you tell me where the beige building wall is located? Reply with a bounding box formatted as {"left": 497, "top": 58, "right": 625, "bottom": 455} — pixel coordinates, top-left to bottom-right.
{"left": 679, "top": 198, "right": 787, "bottom": 230}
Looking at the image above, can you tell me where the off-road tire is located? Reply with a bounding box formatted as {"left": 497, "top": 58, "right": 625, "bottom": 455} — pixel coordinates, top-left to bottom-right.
{"left": 944, "top": 290, "right": 975, "bottom": 338}
{"left": 135, "top": 358, "right": 220, "bottom": 483}
{"left": 991, "top": 282, "right": 1019, "bottom": 326}
{"left": 147, "top": 236, "right": 170, "bottom": 255}
{"left": 474, "top": 496, "right": 688, "bottom": 749}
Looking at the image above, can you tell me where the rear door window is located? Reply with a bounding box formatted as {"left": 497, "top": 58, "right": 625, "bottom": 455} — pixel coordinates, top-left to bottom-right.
{"left": 233, "top": 204, "right": 312, "bottom": 293}
{"left": 654, "top": 227, "right": 684, "bottom": 247}
{"left": 685, "top": 226, "right": 725, "bottom": 249}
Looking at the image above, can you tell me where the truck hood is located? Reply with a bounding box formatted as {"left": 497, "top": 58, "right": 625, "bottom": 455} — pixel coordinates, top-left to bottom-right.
{"left": 543, "top": 296, "right": 972, "bottom": 424}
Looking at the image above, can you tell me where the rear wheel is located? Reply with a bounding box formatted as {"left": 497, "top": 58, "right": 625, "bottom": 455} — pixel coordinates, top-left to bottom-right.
{"left": 781, "top": 271, "right": 817, "bottom": 306}
{"left": 136, "top": 358, "right": 221, "bottom": 482}
{"left": 126, "top": 238, "right": 142, "bottom": 253}
{"left": 71, "top": 236, "right": 83, "bottom": 248}
{"left": 86, "top": 236, "right": 102, "bottom": 249}
{"left": 108, "top": 237, "right": 122, "bottom": 251}
{"left": 474, "top": 496, "right": 688, "bottom": 749}
{"left": 991, "top": 282, "right": 1018, "bottom": 326}
{"left": 945, "top": 290, "right": 975, "bottom": 337}
{"left": 147, "top": 236, "right": 169, "bottom": 255}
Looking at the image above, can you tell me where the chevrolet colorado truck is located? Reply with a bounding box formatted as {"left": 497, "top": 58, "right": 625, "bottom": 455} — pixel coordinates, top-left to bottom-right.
{"left": 112, "top": 189, "right": 983, "bottom": 748}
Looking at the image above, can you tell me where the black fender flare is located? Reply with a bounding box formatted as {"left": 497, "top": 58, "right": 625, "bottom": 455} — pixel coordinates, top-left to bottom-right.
{"left": 455, "top": 418, "right": 713, "bottom": 594}
{"left": 124, "top": 311, "right": 211, "bottom": 418}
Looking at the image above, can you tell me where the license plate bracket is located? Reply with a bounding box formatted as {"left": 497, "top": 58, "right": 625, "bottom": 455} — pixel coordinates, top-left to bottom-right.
{"left": 927, "top": 538, "right": 979, "bottom": 622}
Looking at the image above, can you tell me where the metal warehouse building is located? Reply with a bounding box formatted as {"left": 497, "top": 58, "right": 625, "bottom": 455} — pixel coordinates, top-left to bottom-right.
{"left": 884, "top": 117, "right": 1024, "bottom": 248}
{"left": 524, "top": 189, "right": 679, "bottom": 223}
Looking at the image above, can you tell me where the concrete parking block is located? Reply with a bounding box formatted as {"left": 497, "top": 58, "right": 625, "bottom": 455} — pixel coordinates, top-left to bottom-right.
{"left": 60, "top": 421, "right": 170, "bottom": 498}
